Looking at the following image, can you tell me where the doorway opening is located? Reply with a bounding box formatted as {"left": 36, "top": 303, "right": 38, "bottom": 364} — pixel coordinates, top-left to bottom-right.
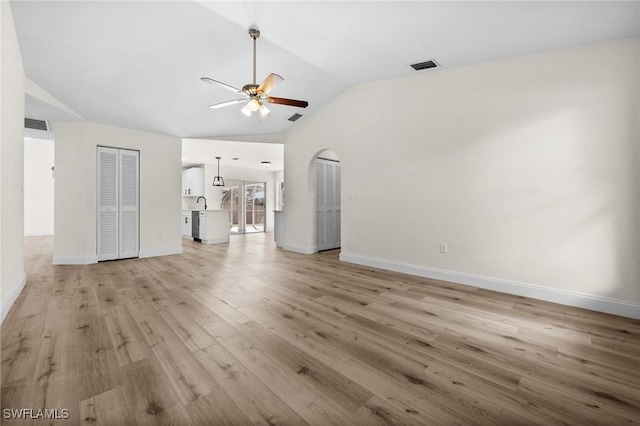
{"left": 222, "top": 180, "right": 266, "bottom": 234}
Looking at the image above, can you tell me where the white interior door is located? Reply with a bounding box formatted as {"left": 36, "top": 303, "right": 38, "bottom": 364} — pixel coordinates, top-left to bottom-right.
{"left": 119, "top": 149, "right": 139, "bottom": 259}
{"left": 97, "top": 146, "right": 139, "bottom": 261}
{"left": 98, "top": 147, "right": 119, "bottom": 261}
{"left": 317, "top": 158, "right": 341, "bottom": 251}
{"left": 317, "top": 161, "right": 327, "bottom": 250}
{"left": 334, "top": 164, "right": 341, "bottom": 247}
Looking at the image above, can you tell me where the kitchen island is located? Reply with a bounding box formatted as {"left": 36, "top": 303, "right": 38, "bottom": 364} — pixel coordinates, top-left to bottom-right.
{"left": 182, "top": 209, "right": 230, "bottom": 244}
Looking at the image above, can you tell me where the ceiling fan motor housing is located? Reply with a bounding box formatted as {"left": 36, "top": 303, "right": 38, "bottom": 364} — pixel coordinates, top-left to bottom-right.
{"left": 242, "top": 84, "right": 260, "bottom": 95}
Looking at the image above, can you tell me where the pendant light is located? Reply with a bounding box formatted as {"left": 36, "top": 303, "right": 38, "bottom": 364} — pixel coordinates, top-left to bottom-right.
{"left": 213, "top": 156, "right": 225, "bottom": 187}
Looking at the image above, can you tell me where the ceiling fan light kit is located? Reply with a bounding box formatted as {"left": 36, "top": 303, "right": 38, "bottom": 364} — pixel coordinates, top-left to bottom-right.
{"left": 201, "top": 28, "right": 308, "bottom": 118}
{"left": 258, "top": 104, "right": 270, "bottom": 117}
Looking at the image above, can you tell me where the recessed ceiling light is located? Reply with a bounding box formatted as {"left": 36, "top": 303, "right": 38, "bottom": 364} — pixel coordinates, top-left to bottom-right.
{"left": 261, "top": 161, "right": 271, "bottom": 168}
{"left": 232, "top": 157, "right": 240, "bottom": 161}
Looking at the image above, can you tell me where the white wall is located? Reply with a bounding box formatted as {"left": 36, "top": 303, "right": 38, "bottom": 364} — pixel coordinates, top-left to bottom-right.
{"left": 54, "top": 121, "right": 182, "bottom": 264}
{"left": 275, "top": 170, "right": 284, "bottom": 210}
{"left": 1, "top": 1, "right": 27, "bottom": 322}
{"left": 284, "top": 38, "right": 640, "bottom": 318}
{"left": 182, "top": 163, "right": 278, "bottom": 232}
{"left": 24, "top": 138, "right": 54, "bottom": 236}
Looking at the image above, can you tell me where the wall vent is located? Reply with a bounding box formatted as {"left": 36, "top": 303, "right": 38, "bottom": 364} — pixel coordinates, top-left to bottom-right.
{"left": 288, "top": 113, "right": 303, "bottom": 122}
{"left": 410, "top": 60, "right": 438, "bottom": 71}
{"left": 24, "top": 118, "right": 49, "bottom": 131}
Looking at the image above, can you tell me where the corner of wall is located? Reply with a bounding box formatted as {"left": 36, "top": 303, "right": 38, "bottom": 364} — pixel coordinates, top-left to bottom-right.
{"left": 0, "top": 0, "right": 27, "bottom": 324}
{"left": 1, "top": 273, "right": 26, "bottom": 324}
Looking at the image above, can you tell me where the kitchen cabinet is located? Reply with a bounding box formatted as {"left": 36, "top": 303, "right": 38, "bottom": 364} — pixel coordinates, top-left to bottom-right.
{"left": 181, "top": 211, "right": 192, "bottom": 238}
{"left": 274, "top": 210, "right": 284, "bottom": 248}
{"left": 182, "top": 167, "right": 204, "bottom": 197}
{"left": 202, "top": 210, "right": 230, "bottom": 244}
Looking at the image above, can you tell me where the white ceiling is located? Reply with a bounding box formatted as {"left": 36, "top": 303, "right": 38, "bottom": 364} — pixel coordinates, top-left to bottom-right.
{"left": 182, "top": 138, "right": 284, "bottom": 172}
{"left": 11, "top": 1, "right": 640, "bottom": 140}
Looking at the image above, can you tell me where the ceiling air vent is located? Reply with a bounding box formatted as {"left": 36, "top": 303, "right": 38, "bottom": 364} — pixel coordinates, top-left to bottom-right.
{"left": 410, "top": 60, "right": 438, "bottom": 71}
{"left": 24, "top": 118, "right": 49, "bottom": 131}
{"left": 288, "top": 113, "right": 303, "bottom": 122}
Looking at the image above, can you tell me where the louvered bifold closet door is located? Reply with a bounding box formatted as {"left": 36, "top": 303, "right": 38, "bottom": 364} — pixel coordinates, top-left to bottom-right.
{"left": 316, "top": 158, "right": 341, "bottom": 252}
{"left": 98, "top": 147, "right": 119, "bottom": 261}
{"left": 325, "top": 161, "right": 336, "bottom": 249}
{"left": 334, "top": 163, "right": 341, "bottom": 248}
{"left": 316, "top": 160, "right": 327, "bottom": 251}
{"left": 118, "top": 149, "right": 139, "bottom": 259}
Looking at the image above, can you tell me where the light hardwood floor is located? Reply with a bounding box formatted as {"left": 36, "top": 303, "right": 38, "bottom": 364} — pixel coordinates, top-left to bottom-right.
{"left": 1, "top": 234, "right": 639, "bottom": 425}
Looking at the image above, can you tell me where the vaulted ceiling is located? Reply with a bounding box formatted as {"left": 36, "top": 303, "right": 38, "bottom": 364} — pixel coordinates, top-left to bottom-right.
{"left": 11, "top": 1, "right": 640, "bottom": 139}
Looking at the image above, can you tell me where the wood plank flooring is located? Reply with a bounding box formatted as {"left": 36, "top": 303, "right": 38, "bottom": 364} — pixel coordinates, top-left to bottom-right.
{"left": 1, "top": 234, "right": 639, "bottom": 425}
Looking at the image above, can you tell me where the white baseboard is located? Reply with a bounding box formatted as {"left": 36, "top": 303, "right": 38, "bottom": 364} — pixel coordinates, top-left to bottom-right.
{"left": 53, "top": 247, "right": 183, "bottom": 263}
{"left": 201, "top": 238, "right": 229, "bottom": 245}
{"left": 339, "top": 253, "right": 640, "bottom": 319}
{"left": 139, "top": 246, "right": 183, "bottom": 258}
{"left": 53, "top": 255, "right": 98, "bottom": 265}
{"left": 1, "top": 272, "right": 27, "bottom": 324}
{"left": 282, "top": 243, "right": 317, "bottom": 254}
{"left": 24, "top": 232, "right": 54, "bottom": 237}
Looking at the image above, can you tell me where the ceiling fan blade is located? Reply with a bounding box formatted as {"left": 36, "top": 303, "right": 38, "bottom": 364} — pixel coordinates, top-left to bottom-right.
{"left": 208, "top": 99, "right": 247, "bottom": 109}
{"left": 266, "top": 97, "right": 309, "bottom": 108}
{"left": 201, "top": 77, "right": 243, "bottom": 94}
{"left": 257, "top": 73, "right": 284, "bottom": 95}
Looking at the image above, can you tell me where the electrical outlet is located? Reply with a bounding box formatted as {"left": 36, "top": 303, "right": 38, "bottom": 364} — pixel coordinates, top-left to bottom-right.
{"left": 439, "top": 243, "right": 448, "bottom": 253}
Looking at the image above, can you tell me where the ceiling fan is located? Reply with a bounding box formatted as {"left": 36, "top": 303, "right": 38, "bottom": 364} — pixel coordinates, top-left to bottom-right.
{"left": 201, "top": 28, "right": 308, "bottom": 118}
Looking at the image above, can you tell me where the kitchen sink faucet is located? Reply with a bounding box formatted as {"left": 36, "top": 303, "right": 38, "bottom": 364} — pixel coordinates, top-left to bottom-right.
{"left": 197, "top": 196, "right": 207, "bottom": 210}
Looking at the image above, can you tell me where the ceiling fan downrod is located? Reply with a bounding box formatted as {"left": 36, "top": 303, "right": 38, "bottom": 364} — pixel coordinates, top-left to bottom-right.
{"left": 249, "top": 28, "right": 260, "bottom": 86}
